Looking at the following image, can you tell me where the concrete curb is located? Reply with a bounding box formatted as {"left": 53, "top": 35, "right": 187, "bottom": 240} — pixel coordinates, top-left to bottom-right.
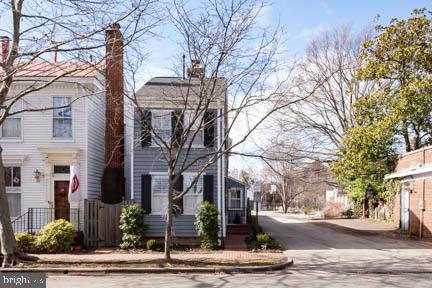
{"left": 0, "top": 259, "right": 293, "bottom": 274}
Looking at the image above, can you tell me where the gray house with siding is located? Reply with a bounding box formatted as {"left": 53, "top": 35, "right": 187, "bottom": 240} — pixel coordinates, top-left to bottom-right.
{"left": 130, "top": 75, "right": 227, "bottom": 238}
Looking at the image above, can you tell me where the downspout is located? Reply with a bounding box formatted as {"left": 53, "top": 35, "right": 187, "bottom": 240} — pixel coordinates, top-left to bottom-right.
{"left": 420, "top": 148, "right": 425, "bottom": 239}
{"left": 217, "top": 107, "right": 222, "bottom": 240}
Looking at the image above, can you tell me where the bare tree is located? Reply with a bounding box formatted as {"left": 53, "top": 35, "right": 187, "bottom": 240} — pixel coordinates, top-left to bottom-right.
{"left": 0, "top": 0, "right": 159, "bottom": 267}
{"left": 272, "top": 25, "right": 376, "bottom": 163}
{"left": 262, "top": 139, "right": 334, "bottom": 212}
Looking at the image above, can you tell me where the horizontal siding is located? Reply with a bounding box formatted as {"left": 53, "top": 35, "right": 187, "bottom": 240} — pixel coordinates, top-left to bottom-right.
{"left": 86, "top": 92, "right": 105, "bottom": 200}
{"left": 1, "top": 82, "right": 100, "bottom": 217}
{"left": 133, "top": 108, "right": 221, "bottom": 236}
{"left": 144, "top": 215, "right": 197, "bottom": 236}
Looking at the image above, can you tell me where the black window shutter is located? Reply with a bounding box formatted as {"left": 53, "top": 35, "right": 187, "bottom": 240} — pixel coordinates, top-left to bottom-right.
{"left": 204, "top": 112, "right": 215, "bottom": 147}
{"left": 141, "top": 175, "right": 152, "bottom": 214}
{"left": 141, "top": 110, "right": 152, "bottom": 147}
{"left": 173, "top": 174, "right": 184, "bottom": 214}
{"left": 171, "top": 111, "right": 184, "bottom": 146}
{"left": 203, "top": 175, "right": 214, "bottom": 204}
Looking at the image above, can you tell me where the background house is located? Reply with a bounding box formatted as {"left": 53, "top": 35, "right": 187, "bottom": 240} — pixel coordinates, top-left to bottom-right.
{"left": 225, "top": 176, "right": 247, "bottom": 224}
{"left": 385, "top": 146, "right": 432, "bottom": 238}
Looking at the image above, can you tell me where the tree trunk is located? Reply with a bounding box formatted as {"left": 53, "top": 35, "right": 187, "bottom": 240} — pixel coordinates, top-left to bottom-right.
{"left": 402, "top": 120, "right": 411, "bottom": 152}
{"left": 0, "top": 146, "right": 38, "bottom": 267}
{"left": 164, "top": 175, "right": 174, "bottom": 262}
{"left": 283, "top": 203, "right": 288, "bottom": 214}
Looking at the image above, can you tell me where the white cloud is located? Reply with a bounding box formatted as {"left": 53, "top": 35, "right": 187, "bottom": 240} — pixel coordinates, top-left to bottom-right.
{"left": 296, "top": 22, "right": 330, "bottom": 41}
{"left": 319, "top": 1, "right": 333, "bottom": 16}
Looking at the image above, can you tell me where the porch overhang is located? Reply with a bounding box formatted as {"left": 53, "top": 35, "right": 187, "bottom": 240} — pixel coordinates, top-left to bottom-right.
{"left": 2, "top": 154, "right": 28, "bottom": 165}
{"left": 385, "top": 165, "right": 432, "bottom": 180}
{"left": 37, "top": 147, "right": 81, "bottom": 163}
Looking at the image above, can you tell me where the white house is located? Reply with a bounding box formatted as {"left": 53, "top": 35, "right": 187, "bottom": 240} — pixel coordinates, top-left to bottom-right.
{"left": 2, "top": 61, "right": 106, "bottom": 231}
{"left": 2, "top": 23, "right": 126, "bottom": 234}
{"left": 325, "top": 188, "right": 349, "bottom": 208}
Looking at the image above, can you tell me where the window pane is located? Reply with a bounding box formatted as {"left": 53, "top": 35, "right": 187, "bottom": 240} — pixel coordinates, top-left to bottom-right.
{"left": 2, "top": 118, "right": 21, "bottom": 138}
{"left": 184, "top": 175, "right": 203, "bottom": 194}
{"left": 54, "top": 166, "right": 70, "bottom": 174}
{"left": 53, "top": 118, "right": 72, "bottom": 138}
{"left": 183, "top": 175, "right": 203, "bottom": 214}
{"left": 153, "top": 195, "right": 168, "bottom": 214}
{"left": 152, "top": 176, "right": 168, "bottom": 194}
{"left": 152, "top": 111, "right": 171, "bottom": 129}
{"left": 53, "top": 97, "right": 72, "bottom": 118}
{"left": 230, "top": 189, "right": 241, "bottom": 209}
{"left": 5, "top": 167, "right": 12, "bottom": 188}
{"left": 7, "top": 194, "right": 21, "bottom": 217}
{"left": 12, "top": 167, "right": 20, "bottom": 187}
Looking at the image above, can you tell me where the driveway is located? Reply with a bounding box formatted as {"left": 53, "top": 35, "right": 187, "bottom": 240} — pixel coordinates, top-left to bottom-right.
{"left": 259, "top": 211, "right": 432, "bottom": 273}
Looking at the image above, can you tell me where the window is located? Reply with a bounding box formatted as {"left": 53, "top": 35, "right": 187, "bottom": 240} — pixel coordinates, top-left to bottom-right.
{"left": 54, "top": 165, "right": 70, "bottom": 174}
{"left": 184, "top": 111, "right": 204, "bottom": 146}
{"left": 1, "top": 101, "right": 22, "bottom": 138}
{"left": 53, "top": 97, "right": 72, "bottom": 138}
{"left": 5, "top": 167, "right": 21, "bottom": 217}
{"left": 151, "top": 110, "right": 171, "bottom": 146}
{"left": 229, "top": 188, "right": 242, "bottom": 210}
{"left": 152, "top": 175, "right": 169, "bottom": 214}
{"left": 183, "top": 174, "right": 203, "bottom": 215}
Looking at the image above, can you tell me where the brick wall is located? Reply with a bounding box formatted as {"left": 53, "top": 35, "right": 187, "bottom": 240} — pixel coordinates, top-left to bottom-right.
{"left": 105, "top": 23, "right": 124, "bottom": 169}
{"left": 395, "top": 146, "right": 432, "bottom": 171}
{"left": 392, "top": 146, "right": 432, "bottom": 238}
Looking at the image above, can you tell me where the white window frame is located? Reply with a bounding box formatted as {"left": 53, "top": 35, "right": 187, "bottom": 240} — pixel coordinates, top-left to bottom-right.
{"left": 151, "top": 174, "right": 169, "bottom": 215}
{"left": 52, "top": 96, "right": 73, "bottom": 139}
{"left": 0, "top": 100, "right": 23, "bottom": 140}
{"left": 151, "top": 110, "right": 172, "bottom": 146}
{"left": 229, "top": 188, "right": 242, "bottom": 210}
{"left": 5, "top": 166, "right": 22, "bottom": 218}
{"left": 183, "top": 173, "right": 203, "bottom": 215}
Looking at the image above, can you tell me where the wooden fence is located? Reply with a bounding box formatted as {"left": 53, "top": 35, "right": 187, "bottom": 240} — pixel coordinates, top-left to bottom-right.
{"left": 84, "top": 200, "right": 125, "bottom": 248}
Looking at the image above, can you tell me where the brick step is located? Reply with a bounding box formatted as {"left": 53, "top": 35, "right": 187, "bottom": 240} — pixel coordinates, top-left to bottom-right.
{"left": 227, "top": 224, "right": 251, "bottom": 235}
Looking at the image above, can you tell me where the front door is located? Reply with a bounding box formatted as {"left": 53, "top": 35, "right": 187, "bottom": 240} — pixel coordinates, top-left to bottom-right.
{"left": 401, "top": 182, "right": 410, "bottom": 231}
{"left": 54, "top": 181, "right": 70, "bottom": 221}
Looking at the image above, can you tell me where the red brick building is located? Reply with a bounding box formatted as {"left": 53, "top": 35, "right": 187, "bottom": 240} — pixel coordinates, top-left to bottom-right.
{"left": 386, "top": 146, "right": 432, "bottom": 238}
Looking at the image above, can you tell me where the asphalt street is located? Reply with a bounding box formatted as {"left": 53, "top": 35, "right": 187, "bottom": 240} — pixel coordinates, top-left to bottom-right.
{"left": 47, "top": 212, "right": 432, "bottom": 287}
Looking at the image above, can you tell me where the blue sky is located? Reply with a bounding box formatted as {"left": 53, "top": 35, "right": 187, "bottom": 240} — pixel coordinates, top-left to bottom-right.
{"left": 142, "top": 0, "right": 431, "bottom": 84}
{"left": 140, "top": 0, "right": 431, "bottom": 173}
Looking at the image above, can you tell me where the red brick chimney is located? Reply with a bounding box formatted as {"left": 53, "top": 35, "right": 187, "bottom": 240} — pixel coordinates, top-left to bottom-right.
{"left": 1, "top": 36, "right": 9, "bottom": 61}
{"left": 102, "top": 23, "right": 124, "bottom": 204}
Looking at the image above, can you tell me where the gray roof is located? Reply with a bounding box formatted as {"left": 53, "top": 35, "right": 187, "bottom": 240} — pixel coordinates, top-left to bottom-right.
{"left": 135, "top": 76, "right": 227, "bottom": 108}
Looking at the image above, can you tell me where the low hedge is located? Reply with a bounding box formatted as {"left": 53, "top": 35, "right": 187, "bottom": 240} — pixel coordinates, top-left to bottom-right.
{"left": 15, "top": 219, "right": 76, "bottom": 254}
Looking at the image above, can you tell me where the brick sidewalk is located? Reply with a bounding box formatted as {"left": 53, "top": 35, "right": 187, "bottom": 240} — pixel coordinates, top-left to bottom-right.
{"left": 35, "top": 249, "right": 284, "bottom": 264}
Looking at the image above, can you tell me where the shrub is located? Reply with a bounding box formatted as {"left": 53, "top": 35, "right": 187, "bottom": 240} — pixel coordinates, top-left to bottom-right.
{"left": 119, "top": 203, "right": 147, "bottom": 249}
{"left": 342, "top": 208, "right": 354, "bottom": 219}
{"left": 195, "top": 201, "right": 219, "bottom": 249}
{"left": 146, "top": 239, "right": 157, "bottom": 251}
{"left": 323, "top": 202, "right": 345, "bottom": 218}
{"left": 15, "top": 233, "right": 38, "bottom": 253}
{"left": 303, "top": 207, "right": 314, "bottom": 215}
{"left": 255, "top": 233, "right": 279, "bottom": 250}
{"left": 36, "top": 219, "right": 76, "bottom": 253}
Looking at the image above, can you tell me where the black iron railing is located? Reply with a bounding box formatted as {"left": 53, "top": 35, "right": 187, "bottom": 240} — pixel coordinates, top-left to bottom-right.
{"left": 12, "top": 208, "right": 80, "bottom": 234}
